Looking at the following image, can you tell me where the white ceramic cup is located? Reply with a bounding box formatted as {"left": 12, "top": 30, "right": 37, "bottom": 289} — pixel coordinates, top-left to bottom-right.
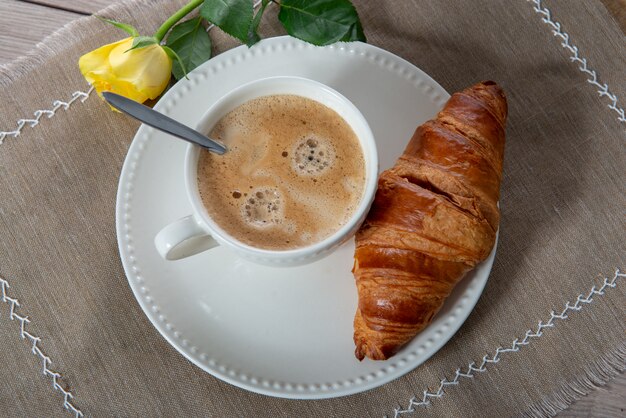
{"left": 154, "top": 76, "right": 378, "bottom": 266}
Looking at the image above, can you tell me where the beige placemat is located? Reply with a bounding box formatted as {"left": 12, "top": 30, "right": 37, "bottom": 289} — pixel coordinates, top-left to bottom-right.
{"left": 0, "top": 0, "right": 624, "bottom": 417}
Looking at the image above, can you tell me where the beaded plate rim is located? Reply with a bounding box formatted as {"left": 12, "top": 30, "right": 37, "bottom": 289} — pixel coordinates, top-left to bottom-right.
{"left": 115, "top": 36, "right": 495, "bottom": 399}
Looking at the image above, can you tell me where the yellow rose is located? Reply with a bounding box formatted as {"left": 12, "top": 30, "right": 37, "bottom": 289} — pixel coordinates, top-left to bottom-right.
{"left": 79, "top": 37, "right": 172, "bottom": 103}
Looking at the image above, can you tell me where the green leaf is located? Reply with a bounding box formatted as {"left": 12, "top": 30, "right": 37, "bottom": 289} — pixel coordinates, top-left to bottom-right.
{"left": 278, "top": 0, "right": 366, "bottom": 46}
{"left": 247, "top": 0, "right": 269, "bottom": 47}
{"left": 165, "top": 17, "right": 212, "bottom": 80}
{"left": 340, "top": 15, "right": 366, "bottom": 42}
{"left": 126, "top": 36, "right": 158, "bottom": 52}
{"left": 200, "top": 0, "right": 253, "bottom": 43}
{"left": 95, "top": 16, "right": 140, "bottom": 37}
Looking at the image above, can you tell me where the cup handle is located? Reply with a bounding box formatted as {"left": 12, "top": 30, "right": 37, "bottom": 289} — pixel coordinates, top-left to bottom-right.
{"left": 154, "top": 215, "right": 219, "bottom": 260}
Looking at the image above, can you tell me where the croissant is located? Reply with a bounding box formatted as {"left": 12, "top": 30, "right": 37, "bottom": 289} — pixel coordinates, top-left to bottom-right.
{"left": 353, "top": 81, "right": 507, "bottom": 361}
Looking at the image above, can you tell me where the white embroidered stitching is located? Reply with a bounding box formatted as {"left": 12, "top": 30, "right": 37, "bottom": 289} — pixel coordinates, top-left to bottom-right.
{"left": 0, "top": 3, "right": 273, "bottom": 413}
{"left": 391, "top": 1, "right": 624, "bottom": 414}
{"left": 1, "top": 1, "right": 621, "bottom": 414}
{"left": 0, "top": 277, "right": 84, "bottom": 418}
{"left": 391, "top": 269, "right": 624, "bottom": 417}
{"left": 527, "top": 0, "right": 625, "bottom": 124}
{"left": 0, "top": 0, "right": 266, "bottom": 146}
{"left": 0, "top": 87, "right": 93, "bottom": 144}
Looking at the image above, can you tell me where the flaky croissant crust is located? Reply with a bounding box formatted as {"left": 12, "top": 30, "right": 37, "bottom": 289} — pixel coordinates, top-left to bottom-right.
{"left": 353, "top": 81, "right": 507, "bottom": 361}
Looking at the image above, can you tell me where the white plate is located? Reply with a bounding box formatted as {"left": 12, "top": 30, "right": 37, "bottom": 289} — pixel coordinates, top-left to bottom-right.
{"left": 116, "top": 36, "right": 496, "bottom": 399}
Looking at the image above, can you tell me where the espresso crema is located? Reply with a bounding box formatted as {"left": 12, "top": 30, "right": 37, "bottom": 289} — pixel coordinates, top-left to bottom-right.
{"left": 197, "top": 95, "right": 365, "bottom": 250}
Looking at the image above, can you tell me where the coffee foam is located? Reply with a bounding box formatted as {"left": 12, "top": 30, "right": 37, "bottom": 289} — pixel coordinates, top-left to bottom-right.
{"left": 197, "top": 94, "right": 365, "bottom": 250}
{"left": 241, "top": 187, "right": 284, "bottom": 228}
{"left": 291, "top": 135, "right": 336, "bottom": 175}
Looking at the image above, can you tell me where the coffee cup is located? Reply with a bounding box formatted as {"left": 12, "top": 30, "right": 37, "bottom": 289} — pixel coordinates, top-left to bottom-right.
{"left": 154, "top": 76, "right": 378, "bottom": 266}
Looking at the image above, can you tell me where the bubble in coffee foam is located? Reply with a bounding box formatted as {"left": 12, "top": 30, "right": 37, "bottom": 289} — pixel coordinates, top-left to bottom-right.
{"left": 241, "top": 187, "right": 284, "bottom": 228}
{"left": 291, "top": 134, "right": 335, "bottom": 175}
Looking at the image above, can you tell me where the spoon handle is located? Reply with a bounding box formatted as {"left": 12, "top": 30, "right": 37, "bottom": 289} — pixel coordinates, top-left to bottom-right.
{"left": 102, "top": 92, "right": 227, "bottom": 155}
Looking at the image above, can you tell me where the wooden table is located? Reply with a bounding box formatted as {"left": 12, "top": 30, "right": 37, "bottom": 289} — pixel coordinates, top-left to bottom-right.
{"left": 0, "top": 0, "right": 624, "bottom": 416}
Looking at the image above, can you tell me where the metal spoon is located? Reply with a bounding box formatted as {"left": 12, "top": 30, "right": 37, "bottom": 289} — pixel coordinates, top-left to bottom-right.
{"left": 102, "top": 91, "right": 227, "bottom": 155}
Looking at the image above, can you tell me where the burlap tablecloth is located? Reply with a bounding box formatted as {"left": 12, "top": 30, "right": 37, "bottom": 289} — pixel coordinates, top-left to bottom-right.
{"left": 0, "top": 0, "right": 624, "bottom": 416}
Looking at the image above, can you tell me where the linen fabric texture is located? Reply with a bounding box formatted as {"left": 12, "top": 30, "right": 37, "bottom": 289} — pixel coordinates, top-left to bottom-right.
{"left": 0, "top": 0, "right": 624, "bottom": 416}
